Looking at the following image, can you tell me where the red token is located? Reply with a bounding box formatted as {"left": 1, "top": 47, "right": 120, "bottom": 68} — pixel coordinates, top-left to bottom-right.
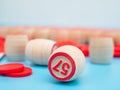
{"left": 53, "top": 41, "right": 78, "bottom": 54}
{"left": 4, "top": 67, "right": 32, "bottom": 77}
{"left": 114, "top": 45, "right": 120, "bottom": 57}
{"left": 56, "top": 41, "right": 77, "bottom": 47}
{"left": 0, "top": 37, "right": 5, "bottom": 52}
{"left": 56, "top": 41, "right": 89, "bottom": 57}
{"left": 114, "top": 45, "right": 120, "bottom": 52}
{"left": 0, "top": 37, "right": 5, "bottom": 42}
{"left": 114, "top": 52, "right": 120, "bottom": 57}
{"left": 0, "top": 63, "right": 24, "bottom": 74}
{"left": 77, "top": 44, "right": 89, "bottom": 57}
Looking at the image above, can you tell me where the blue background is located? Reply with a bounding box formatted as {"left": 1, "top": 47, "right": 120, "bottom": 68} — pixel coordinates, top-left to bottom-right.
{"left": 0, "top": 0, "right": 120, "bottom": 28}
{"left": 0, "top": 57, "right": 120, "bottom": 90}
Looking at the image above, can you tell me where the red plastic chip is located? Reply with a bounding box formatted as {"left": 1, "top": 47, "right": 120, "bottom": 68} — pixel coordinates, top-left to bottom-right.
{"left": 114, "top": 45, "right": 120, "bottom": 52}
{"left": 56, "top": 41, "right": 78, "bottom": 47}
{"left": 0, "top": 37, "right": 5, "bottom": 52}
{"left": 4, "top": 67, "right": 32, "bottom": 77}
{"left": 77, "top": 44, "right": 89, "bottom": 57}
{"left": 0, "top": 63, "right": 24, "bottom": 74}
{"left": 56, "top": 41, "right": 89, "bottom": 57}
{"left": 114, "top": 45, "right": 120, "bottom": 57}
{"left": 114, "top": 52, "right": 120, "bottom": 57}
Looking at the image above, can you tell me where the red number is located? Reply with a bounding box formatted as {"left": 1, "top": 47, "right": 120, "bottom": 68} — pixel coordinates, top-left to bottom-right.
{"left": 53, "top": 60, "right": 62, "bottom": 72}
{"left": 52, "top": 60, "right": 70, "bottom": 76}
{"left": 61, "top": 63, "right": 70, "bottom": 75}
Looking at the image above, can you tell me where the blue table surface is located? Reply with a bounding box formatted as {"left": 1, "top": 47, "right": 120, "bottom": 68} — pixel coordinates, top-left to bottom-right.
{"left": 0, "top": 57, "right": 120, "bottom": 90}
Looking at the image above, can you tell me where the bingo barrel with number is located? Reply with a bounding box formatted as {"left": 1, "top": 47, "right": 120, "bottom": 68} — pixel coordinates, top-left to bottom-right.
{"left": 48, "top": 45, "right": 85, "bottom": 82}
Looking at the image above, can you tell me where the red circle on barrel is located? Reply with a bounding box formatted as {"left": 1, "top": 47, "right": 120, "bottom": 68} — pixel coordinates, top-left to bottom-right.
{"left": 48, "top": 52, "right": 76, "bottom": 81}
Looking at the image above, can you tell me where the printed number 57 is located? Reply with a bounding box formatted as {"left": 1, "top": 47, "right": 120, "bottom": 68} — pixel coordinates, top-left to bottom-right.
{"left": 52, "top": 60, "right": 70, "bottom": 76}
